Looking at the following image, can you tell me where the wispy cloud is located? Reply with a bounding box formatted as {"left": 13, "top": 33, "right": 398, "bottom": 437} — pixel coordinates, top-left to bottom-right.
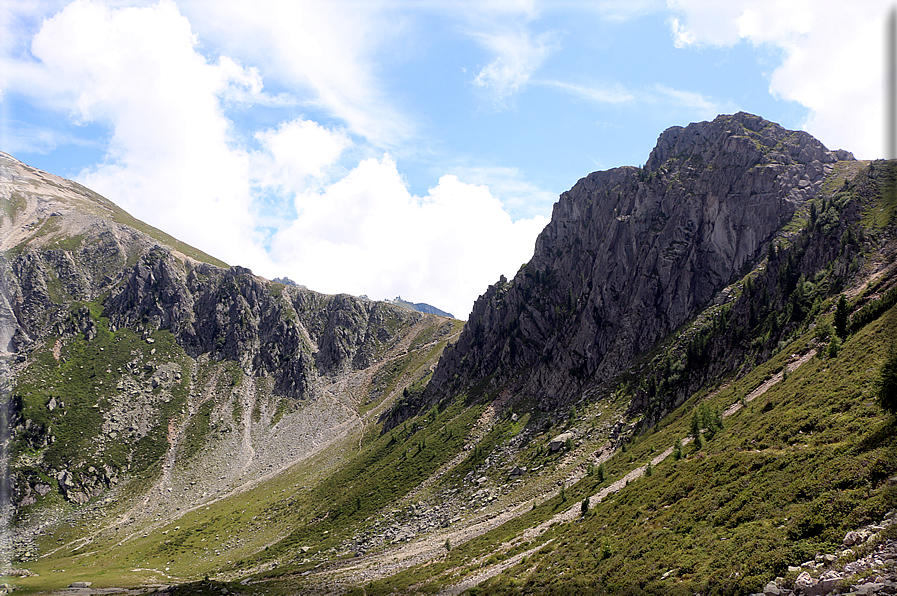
{"left": 539, "top": 78, "right": 722, "bottom": 119}
{"left": 668, "top": 16, "right": 696, "bottom": 48}
{"left": 448, "top": 164, "right": 557, "bottom": 219}
{"left": 0, "top": 120, "right": 97, "bottom": 156}
{"left": 179, "top": 0, "right": 418, "bottom": 149}
{"left": 471, "top": 28, "right": 559, "bottom": 106}
{"left": 537, "top": 80, "right": 635, "bottom": 104}
{"left": 651, "top": 83, "right": 722, "bottom": 117}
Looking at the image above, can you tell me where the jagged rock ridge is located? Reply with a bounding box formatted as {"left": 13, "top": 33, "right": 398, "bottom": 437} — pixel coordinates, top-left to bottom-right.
{"left": 419, "top": 113, "right": 854, "bottom": 414}
{"left": 386, "top": 296, "right": 454, "bottom": 319}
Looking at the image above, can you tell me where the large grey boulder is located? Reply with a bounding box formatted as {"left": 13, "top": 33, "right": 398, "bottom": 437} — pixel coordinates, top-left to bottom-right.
{"left": 549, "top": 432, "right": 574, "bottom": 452}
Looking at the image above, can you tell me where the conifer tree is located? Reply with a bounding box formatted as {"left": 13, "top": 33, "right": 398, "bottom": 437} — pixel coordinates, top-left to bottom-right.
{"left": 834, "top": 294, "right": 849, "bottom": 339}
{"left": 877, "top": 345, "right": 897, "bottom": 416}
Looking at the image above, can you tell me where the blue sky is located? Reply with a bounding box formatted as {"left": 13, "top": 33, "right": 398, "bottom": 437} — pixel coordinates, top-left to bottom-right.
{"left": 0, "top": 0, "right": 890, "bottom": 319}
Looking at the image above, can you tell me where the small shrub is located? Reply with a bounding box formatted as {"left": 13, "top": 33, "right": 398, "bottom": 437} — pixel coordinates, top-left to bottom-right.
{"left": 827, "top": 336, "right": 841, "bottom": 359}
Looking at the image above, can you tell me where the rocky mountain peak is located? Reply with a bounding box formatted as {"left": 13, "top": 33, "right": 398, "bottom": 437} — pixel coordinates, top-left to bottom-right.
{"left": 644, "top": 112, "right": 852, "bottom": 176}
{"left": 414, "top": 113, "right": 855, "bottom": 417}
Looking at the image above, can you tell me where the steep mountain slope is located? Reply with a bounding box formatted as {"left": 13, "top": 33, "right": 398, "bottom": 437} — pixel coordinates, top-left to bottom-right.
{"left": 407, "top": 113, "right": 854, "bottom": 419}
{"left": 0, "top": 152, "right": 461, "bottom": 574}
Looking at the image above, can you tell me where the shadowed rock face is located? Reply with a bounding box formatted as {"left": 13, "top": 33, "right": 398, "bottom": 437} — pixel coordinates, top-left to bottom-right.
{"left": 424, "top": 113, "right": 853, "bottom": 412}
{"left": 102, "top": 247, "right": 431, "bottom": 399}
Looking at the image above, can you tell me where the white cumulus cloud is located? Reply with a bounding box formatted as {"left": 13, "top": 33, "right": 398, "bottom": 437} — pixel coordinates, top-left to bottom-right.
{"left": 268, "top": 155, "right": 548, "bottom": 319}
{"left": 0, "top": 0, "right": 549, "bottom": 319}
{"left": 667, "top": 0, "right": 890, "bottom": 158}
{"left": 9, "top": 0, "right": 271, "bottom": 268}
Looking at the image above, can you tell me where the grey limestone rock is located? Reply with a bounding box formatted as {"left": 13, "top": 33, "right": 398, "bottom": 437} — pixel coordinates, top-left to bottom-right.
{"left": 549, "top": 432, "right": 574, "bottom": 452}
{"left": 422, "top": 112, "right": 851, "bottom": 414}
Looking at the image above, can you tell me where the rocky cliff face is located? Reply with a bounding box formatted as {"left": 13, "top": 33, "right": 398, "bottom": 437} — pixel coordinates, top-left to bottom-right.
{"left": 104, "top": 247, "right": 437, "bottom": 399}
{"left": 422, "top": 113, "right": 854, "bottom": 414}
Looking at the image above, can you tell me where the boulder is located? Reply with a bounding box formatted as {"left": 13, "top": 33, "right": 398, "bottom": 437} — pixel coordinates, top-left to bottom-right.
{"left": 549, "top": 432, "right": 574, "bottom": 452}
{"left": 794, "top": 571, "right": 817, "bottom": 592}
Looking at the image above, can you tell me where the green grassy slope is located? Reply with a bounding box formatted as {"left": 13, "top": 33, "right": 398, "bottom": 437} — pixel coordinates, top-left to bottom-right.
{"left": 339, "top": 286, "right": 896, "bottom": 596}
{"left": 4, "top": 158, "right": 896, "bottom": 595}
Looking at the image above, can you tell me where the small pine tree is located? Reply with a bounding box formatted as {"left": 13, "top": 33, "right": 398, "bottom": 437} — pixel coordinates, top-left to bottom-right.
{"left": 834, "top": 294, "right": 849, "bottom": 339}
{"left": 560, "top": 485, "right": 567, "bottom": 502}
{"left": 645, "top": 462, "right": 653, "bottom": 477}
{"left": 673, "top": 440, "right": 682, "bottom": 461}
{"left": 876, "top": 345, "right": 897, "bottom": 416}
{"left": 598, "top": 463, "right": 606, "bottom": 483}
{"left": 445, "top": 538, "right": 451, "bottom": 551}
{"left": 690, "top": 410, "right": 701, "bottom": 441}
{"left": 827, "top": 336, "right": 841, "bottom": 359}
{"left": 581, "top": 497, "right": 589, "bottom": 516}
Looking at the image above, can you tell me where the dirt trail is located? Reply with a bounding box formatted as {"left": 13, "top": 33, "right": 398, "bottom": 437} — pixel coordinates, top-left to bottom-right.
{"left": 724, "top": 349, "right": 816, "bottom": 417}
{"left": 316, "top": 344, "right": 823, "bottom": 593}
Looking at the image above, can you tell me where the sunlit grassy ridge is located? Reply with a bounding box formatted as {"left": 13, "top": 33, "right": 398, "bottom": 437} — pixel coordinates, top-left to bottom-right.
{"left": 340, "top": 300, "right": 896, "bottom": 596}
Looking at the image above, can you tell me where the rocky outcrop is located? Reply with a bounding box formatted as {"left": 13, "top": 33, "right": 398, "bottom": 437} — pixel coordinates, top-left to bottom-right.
{"left": 104, "top": 247, "right": 431, "bottom": 399}
{"left": 421, "top": 113, "right": 852, "bottom": 415}
{"left": 753, "top": 515, "right": 897, "bottom": 596}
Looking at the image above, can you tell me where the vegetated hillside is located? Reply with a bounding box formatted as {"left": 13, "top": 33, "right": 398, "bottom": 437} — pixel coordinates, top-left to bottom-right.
{"left": 0, "top": 152, "right": 461, "bottom": 575}
{"left": 320, "top": 137, "right": 895, "bottom": 595}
